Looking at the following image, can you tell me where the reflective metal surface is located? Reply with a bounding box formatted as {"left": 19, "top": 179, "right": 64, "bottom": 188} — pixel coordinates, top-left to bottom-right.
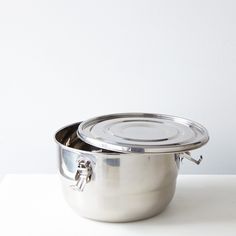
{"left": 55, "top": 123, "right": 182, "bottom": 222}
{"left": 77, "top": 113, "right": 209, "bottom": 153}
{"left": 71, "top": 159, "right": 92, "bottom": 191}
{"left": 179, "top": 152, "right": 203, "bottom": 165}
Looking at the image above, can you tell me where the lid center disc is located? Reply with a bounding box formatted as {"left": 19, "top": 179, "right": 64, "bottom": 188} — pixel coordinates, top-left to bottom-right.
{"left": 108, "top": 121, "right": 179, "bottom": 142}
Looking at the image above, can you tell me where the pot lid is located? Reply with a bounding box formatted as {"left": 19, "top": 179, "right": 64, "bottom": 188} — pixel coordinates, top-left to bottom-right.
{"left": 77, "top": 113, "right": 209, "bottom": 153}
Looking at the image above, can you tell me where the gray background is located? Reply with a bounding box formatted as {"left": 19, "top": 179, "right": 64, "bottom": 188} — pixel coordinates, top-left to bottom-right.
{"left": 0, "top": 0, "right": 235, "bottom": 174}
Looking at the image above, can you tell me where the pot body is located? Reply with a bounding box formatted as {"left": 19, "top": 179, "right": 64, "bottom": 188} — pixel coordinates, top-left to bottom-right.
{"left": 59, "top": 150, "right": 179, "bottom": 222}
{"left": 56, "top": 123, "right": 180, "bottom": 222}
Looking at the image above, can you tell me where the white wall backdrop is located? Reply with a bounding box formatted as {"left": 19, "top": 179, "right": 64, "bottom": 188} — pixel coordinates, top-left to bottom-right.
{"left": 0, "top": 0, "right": 235, "bottom": 174}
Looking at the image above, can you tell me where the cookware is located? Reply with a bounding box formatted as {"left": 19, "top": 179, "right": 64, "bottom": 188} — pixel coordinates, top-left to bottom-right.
{"left": 55, "top": 113, "right": 209, "bottom": 222}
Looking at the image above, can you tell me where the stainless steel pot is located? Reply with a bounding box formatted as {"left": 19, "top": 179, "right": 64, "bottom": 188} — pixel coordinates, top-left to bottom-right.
{"left": 55, "top": 114, "right": 208, "bottom": 222}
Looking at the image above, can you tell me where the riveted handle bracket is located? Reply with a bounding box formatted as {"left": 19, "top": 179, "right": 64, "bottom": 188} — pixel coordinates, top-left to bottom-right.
{"left": 71, "top": 159, "right": 92, "bottom": 191}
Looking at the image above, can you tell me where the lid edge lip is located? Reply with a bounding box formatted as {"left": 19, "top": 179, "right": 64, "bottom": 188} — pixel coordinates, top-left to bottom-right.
{"left": 55, "top": 121, "right": 209, "bottom": 157}
{"left": 77, "top": 132, "right": 209, "bottom": 154}
{"left": 77, "top": 112, "right": 210, "bottom": 154}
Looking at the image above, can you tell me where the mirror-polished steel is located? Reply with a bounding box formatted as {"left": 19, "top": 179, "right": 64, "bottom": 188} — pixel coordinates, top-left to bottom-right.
{"left": 71, "top": 159, "right": 92, "bottom": 192}
{"left": 179, "top": 152, "right": 203, "bottom": 165}
{"left": 55, "top": 122, "right": 205, "bottom": 222}
{"left": 77, "top": 113, "right": 209, "bottom": 154}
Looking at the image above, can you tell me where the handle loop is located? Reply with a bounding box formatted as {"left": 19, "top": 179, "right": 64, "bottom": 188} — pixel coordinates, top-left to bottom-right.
{"left": 180, "top": 152, "right": 203, "bottom": 165}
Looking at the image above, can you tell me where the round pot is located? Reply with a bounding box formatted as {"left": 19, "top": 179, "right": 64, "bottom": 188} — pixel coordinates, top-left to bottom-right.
{"left": 55, "top": 122, "right": 204, "bottom": 222}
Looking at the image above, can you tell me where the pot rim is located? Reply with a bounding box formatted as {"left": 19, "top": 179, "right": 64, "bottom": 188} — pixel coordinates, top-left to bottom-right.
{"left": 54, "top": 121, "right": 209, "bottom": 158}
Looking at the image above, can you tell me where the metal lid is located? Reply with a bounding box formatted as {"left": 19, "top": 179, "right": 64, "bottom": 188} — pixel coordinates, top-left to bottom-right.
{"left": 77, "top": 113, "right": 209, "bottom": 153}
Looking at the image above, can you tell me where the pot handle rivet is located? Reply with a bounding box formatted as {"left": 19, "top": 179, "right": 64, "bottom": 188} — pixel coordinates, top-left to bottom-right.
{"left": 71, "top": 159, "right": 92, "bottom": 191}
{"left": 179, "top": 152, "right": 203, "bottom": 165}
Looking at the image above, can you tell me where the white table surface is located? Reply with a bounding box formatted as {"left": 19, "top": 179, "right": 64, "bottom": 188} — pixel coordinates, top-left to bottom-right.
{"left": 0, "top": 175, "right": 235, "bottom": 236}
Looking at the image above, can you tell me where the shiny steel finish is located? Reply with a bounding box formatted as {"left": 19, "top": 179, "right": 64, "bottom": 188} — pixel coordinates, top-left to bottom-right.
{"left": 56, "top": 123, "right": 180, "bottom": 222}
{"left": 71, "top": 159, "right": 92, "bottom": 191}
{"left": 179, "top": 152, "right": 203, "bottom": 165}
{"left": 77, "top": 113, "right": 209, "bottom": 154}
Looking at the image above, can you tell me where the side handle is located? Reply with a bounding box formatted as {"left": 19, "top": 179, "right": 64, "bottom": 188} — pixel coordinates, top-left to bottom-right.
{"left": 179, "top": 152, "right": 203, "bottom": 165}
{"left": 71, "top": 159, "right": 92, "bottom": 191}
